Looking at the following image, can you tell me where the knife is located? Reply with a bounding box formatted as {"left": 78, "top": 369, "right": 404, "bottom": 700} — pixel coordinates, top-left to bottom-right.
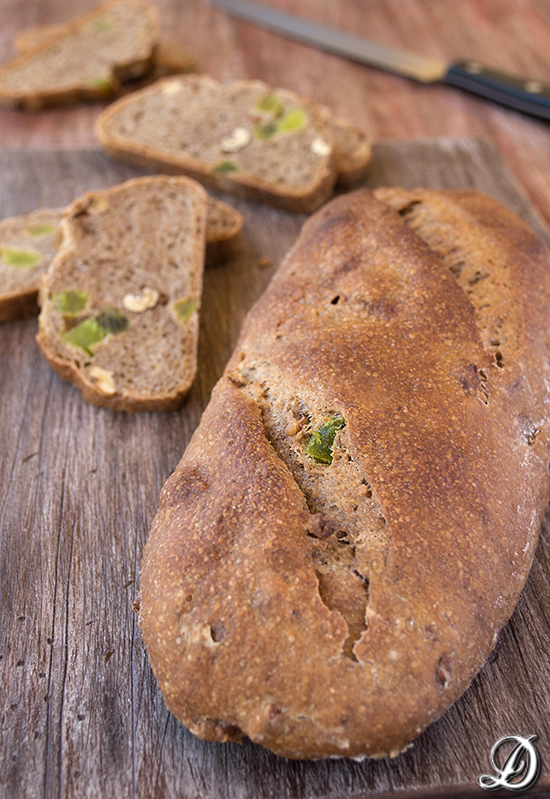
{"left": 211, "top": 0, "right": 550, "bottom": 120}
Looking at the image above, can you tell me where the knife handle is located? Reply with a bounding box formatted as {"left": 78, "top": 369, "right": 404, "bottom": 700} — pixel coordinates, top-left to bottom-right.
{"left": 445, "top": 61, "right": 550, "bottom": 120}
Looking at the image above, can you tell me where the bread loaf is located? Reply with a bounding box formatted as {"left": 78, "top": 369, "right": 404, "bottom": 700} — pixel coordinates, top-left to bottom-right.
{"left": 140, "top": 188, "right": 550, "bottom": 759}
{"left": 36, "top": 176, "right": 209, "bottom": 411}
{"left": 0, "top": 197, "right": 242, "bottom": 323}
{"left": 0, "top": 0, "right": 160, "bottom": 110}
{"left": 96, "top": 75, "right": 340, "bottom": 213}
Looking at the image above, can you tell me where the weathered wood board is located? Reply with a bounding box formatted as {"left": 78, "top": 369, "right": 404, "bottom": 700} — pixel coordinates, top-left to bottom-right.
{"left": 1, "top": 140, "right": 550, "bottom": 798}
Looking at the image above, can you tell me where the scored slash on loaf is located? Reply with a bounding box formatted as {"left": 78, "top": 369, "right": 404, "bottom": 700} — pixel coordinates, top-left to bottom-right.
{"left": 139, "top": 188, "right": 550, "bottom": 759}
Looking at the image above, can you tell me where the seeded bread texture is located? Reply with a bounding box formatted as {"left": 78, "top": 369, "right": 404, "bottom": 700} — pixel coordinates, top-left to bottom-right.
{"left": 0, "top": 0, "right": 160, "bottom": 110}
{"left": 0, "top": 208, "right": 63, "bottom": 322}
{"left": 36, "top": 176, "right": 208, "bottom": 412}
{"left": 140, "top": 188, "right": 550, "bottom": 759}
{"left": 0, "top": 198, "right": 241, "bottom": 323}
{"left": 96, "top": 75, "right": 338, "bottom": 213}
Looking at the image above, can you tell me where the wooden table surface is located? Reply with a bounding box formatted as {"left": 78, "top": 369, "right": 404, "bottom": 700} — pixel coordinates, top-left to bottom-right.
{"left": 6, "top": 138, "right": 550, "bottom": 799}
{"left": 3, "top": 2, "right": 550, "bottom": 799}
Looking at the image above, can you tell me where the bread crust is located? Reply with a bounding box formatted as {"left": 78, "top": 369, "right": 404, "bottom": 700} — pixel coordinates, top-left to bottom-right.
{"left": 140, "top": 189, "right": 550, "bottom": 758}
{"left": 317, "top": 106, "right": 372, "bottom": 185}
{"left": 204, "top": 197, "right": 243, "bottom": 266}
{"left": 0, "top": 289, "right": 41, "bottom": 323}
{"left": 14, "top": 24, "right": 66, "bottom": 54}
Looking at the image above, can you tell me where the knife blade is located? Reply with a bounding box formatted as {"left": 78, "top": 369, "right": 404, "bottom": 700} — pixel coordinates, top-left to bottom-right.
{"left": 211, "top": 0, "right": 550, "bottom": 120}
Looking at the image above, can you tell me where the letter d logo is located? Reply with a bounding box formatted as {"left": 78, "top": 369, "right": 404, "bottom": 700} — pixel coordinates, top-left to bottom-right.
{"left": 478, "top": 734, "right": 540, "bottom": 791}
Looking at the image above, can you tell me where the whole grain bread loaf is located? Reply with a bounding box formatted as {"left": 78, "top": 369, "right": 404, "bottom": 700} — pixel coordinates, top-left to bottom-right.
{"left": 36, "top": 176, "right": 209, "bottom": 411}
{"left": 96, "top": 75, "right": 340, "bottom": 213}
{"left": 140, "top": 188, "right": 550, "bottom": 759}
{"left": 0, "top": 0, "right": 160, "bottom": 110}
{"left": 0, "top": 208, "right": 63, "bottom": 322}
{"left": 0, "top": 197, "right": 242, "bottom": 323}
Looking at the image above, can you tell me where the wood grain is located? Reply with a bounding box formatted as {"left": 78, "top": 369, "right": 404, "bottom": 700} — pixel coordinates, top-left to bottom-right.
{"left": 1, "top": 140, "right": 550, "bottom": 798}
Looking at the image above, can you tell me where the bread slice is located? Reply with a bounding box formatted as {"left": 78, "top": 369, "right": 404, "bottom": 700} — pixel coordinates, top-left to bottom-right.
{"left": 149, "top": 42, "right": 195, "bottom": 79}
{"left": 15, "top": 25, "right": 195, "bottom": 92}
{"left": 204, "top": 197, "right": 243, "bottom": 266}
{"left": 0, "top": 208, "right": 63, "bottom": 322}
{"left": 0, "top": 0, "right": 160, "bottom": 110}
{"left": 140, "top": 188, "right": 550, "bottom": 758}
{"left": 36, "top": 176, "right": 209, "bottom": 411}
{"left": 318, "top": 106, "right": 371, "bottom": 186}
{"left": 0, "top": 197, "right": 242, "bottom": 323}
{"left": 114, "top": 42, "right": 195, "bottom": 97}
{"left": 96, "top": 76, "right": 338, "bottom": 213}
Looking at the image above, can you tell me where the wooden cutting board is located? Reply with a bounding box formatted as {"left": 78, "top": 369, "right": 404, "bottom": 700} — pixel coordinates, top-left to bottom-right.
{"left": 2, "top": 140, "right": 550, "bottom": 799}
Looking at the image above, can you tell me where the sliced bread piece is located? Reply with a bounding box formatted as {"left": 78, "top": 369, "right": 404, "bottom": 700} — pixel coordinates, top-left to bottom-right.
{"left": 204, "top": 197, "right": 243, "bottom": 265}
{"left": 320, "top": 108, "right": 372, "bottom": 186}
{"left": 15, "top": 24, "right": 194, "bottom": 70}
{"left": 123, "top": 41, "right": 196, "bottom": 86}
{"left": 15, "top": 26, "right": 195, "bottom": 92}
{"left": 0, "top": 0, "right": 160, "bottom": 110}
{"left": 0, "top": 197, "right": 242, "bottom": 323}
{"left": 36, "top": 176, "right": 208, "bottom": 411}
{"left": 96, "top": 75, "right": 338, "bottom": 213}
{"left": 0, "top": 208, "right": 63, "bottom": 323}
